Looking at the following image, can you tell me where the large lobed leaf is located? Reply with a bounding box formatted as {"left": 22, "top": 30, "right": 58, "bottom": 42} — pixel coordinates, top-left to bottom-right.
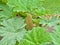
{"left": 19, "top": 27, "right": 51, "bottom": 45}
{"left": 50, "top": 25, "right": 60, "bottom": 45}
{"left": 7, "top": 0, "right": 46, "bottom": 16}
{"left": 0, "top": 17, "right": 26, "bottom": 45}
{"left": 0, "top": 2, "right": 13, "bottom": 24}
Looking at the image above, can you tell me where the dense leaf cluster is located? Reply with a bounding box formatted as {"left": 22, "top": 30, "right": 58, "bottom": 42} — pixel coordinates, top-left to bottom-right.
{"left": 0, "top": 0, "right": 60, "bottom": 45}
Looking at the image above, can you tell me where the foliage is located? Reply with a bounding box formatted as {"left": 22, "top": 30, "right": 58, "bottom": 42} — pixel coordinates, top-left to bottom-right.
{"left": 43, "top": 0, "right": 60, "bottom": 14}
{"left": 0, "top": 2, "right": 13, "bottom": 24}
{"left": 40, "top": 14, "right": 60, "bottom": 26}
{"left": 0, "top": 17, "right": 26, "bottom": 45}
{"left": 0, "top": 0, "right": 60, "bottom": 45}
{"left": 50, "top": 25, "right": 60, "bottom": 45}
{"left": 7, "top": 0, "right": 46, "bottom": 16}
{"left": 19, "top": 27, "right": 51, "bottom": 45}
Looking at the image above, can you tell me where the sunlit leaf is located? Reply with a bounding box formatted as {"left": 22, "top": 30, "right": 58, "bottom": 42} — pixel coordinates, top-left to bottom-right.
{"left": 19, "top": 27, "right": 51, "bottom": 45}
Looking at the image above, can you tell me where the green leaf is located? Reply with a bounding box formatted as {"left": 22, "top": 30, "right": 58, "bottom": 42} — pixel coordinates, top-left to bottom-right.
{"left": 43, "top": 0, "right": 60, "bottom": 14}
{"left": 0, "top": 17, "right": 26, "bottom": 45}
{"left": 0, "top": 2, "right": 13, "bottom": 21}
{"left": 50, "top": 25, "right": 60, "bottom": 45}
{"left": 7, "top": 0, "right": 45, "bottom": 16}
{"left": 40, "top": 16, "right": 60, "bottom": 26}
{"left": 19, "top": 27, "right": 51, "bottom": 45}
